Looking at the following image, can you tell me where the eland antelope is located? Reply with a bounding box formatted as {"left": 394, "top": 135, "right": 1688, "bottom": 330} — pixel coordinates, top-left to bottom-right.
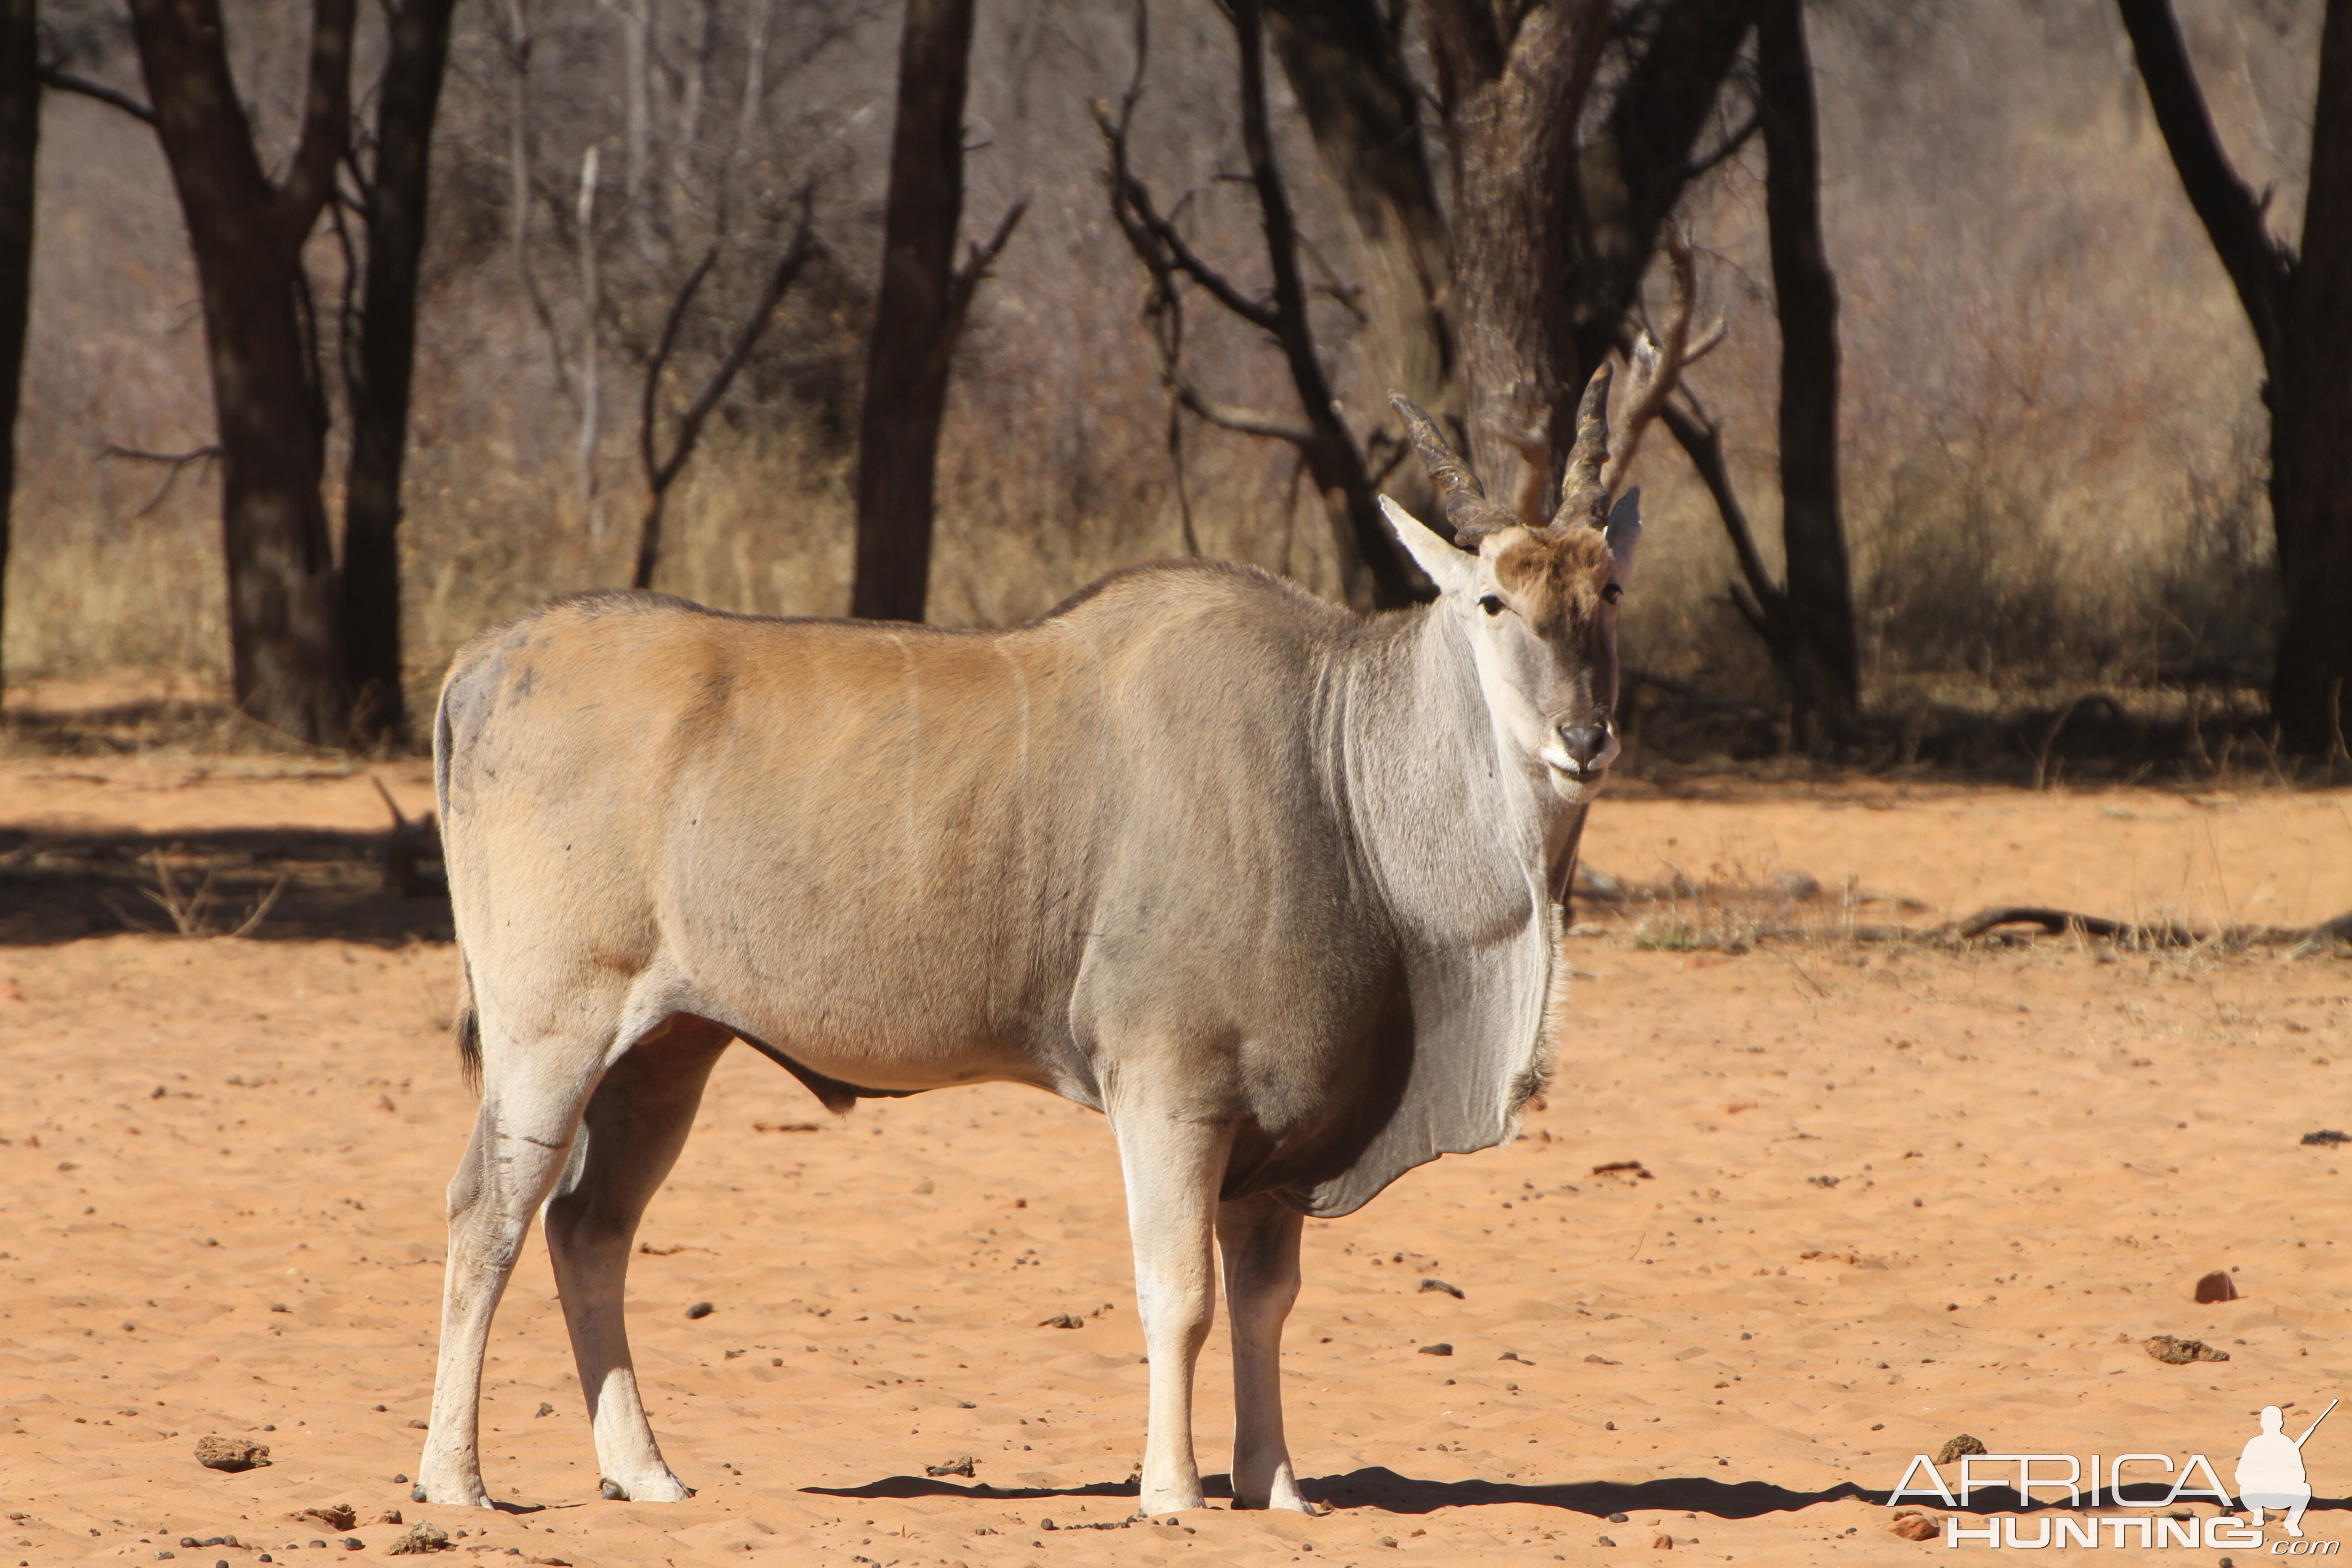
{"left": 417, "top": 363, "right": 1651, "bottom": 1518}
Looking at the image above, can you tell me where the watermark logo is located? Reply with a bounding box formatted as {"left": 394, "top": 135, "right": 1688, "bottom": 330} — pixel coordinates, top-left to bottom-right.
{"left": 1886, "top": 1398, "right": 2337, "bottom": 1551}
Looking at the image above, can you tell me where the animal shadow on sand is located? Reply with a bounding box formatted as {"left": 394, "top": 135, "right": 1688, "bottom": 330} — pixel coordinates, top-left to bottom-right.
{"left": 809, "top": 1471, "right": 2352, "bottom": 1520}
{"left": 808, "top": 1469, "right": 1874, "bottom": 1518}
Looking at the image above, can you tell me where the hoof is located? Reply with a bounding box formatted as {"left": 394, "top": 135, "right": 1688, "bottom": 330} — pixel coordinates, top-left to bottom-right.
{"left": 598, "top": 1473, "right": 694, "bottom": 1503}
{"left": 412, "top": 1478, "right": 490, "bottom": 1509}
{"left": 1138, "top": 1490, "right": 1205, "bottom": 1518}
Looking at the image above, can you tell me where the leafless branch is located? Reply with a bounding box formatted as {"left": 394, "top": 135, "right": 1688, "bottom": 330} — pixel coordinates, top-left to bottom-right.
{"left": 97, "top": 443, "right": 224, "bottom": 517}
{"left": 1171, "top": 380, "right": 1314, "bottom": 446}
{"left": 1684, "top": 104, "right": 1760, "bottom": 182}
{"left": 1656, "top": 394, "right": 1785, "bottom": 639}
{"left": 1602, "top": 228, "right": 1716, "bottom": 495}
{"left": 1094, "top": 46, "right": 1281, "bottom": 335}
{"left": 36, "top": 64, "right": 157, "bottom": 125}
{"left": 632, "top": 205, "right": 819, "bottom": 589}
{"left": 926, "top": 200, "right": 1027, "bottom": 387}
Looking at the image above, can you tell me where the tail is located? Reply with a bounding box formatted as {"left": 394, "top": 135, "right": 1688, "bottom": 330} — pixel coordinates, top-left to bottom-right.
{"left": 433, "top": 655, "right": 481, "bottom": 1092}
{"left": 452, "top": 954, "right": 481, "bottom": 1092}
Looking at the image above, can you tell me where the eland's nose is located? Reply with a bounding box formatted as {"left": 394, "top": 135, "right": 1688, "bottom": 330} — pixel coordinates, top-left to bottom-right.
{"left": 1558, "top": 724, "right": 1608, "bottom": 770}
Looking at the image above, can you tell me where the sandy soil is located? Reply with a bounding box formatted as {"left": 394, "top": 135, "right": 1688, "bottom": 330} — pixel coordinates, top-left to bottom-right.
{"left": 1, "top": 760, "right": 2349, "bottom": 1567}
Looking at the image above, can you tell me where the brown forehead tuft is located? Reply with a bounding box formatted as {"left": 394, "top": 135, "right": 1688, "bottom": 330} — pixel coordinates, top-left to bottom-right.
{"left": 1486, "top": 526, "right": 1614, "bottom": 634}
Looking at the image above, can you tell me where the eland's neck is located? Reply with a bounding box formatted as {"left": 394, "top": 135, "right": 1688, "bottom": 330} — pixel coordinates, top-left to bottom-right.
{"left": 1318, "top": 603, "right": 1576, "bottom": 943}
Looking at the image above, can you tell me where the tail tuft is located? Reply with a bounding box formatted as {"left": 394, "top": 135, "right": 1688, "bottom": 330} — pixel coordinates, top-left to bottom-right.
{"left": 452, "top": 955, "right": 481, "bottom": 1092}
{"left": 454, "top": 1004, "right": 481, "bottom": 1092}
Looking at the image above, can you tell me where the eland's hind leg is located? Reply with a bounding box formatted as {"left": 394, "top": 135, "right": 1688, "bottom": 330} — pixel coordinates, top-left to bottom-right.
{"left": 417, "top": 1029, "right": 604, "bottom": 1508}
{"left": 1216, "top": 1193, "right": 1308, "bottom": 1512}
{"left": 542, "top": 1016, "right": 730, "bottom": 1503}
{"left": 1110, "top": 1100, "right": 1233, "bottom": 1516}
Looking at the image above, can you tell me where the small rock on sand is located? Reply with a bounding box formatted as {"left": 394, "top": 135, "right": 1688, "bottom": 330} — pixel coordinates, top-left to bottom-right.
{"left": 1418, "top": 1343, "right": 1453, "bottom": 1357}
{"left": 1891, "top": 1513, "right": 1940, "bottom": 1541}
{"left": 385, "top": 1521, "right": 451, "bottom": 1555}
{"left": 1651, "top": 1532, "right": 1674, "bottom": 1548}
{"left": 535, "top": 1402, "right": 555, "bottom": 1417}
{"left": 2145, "top": 1334, "right": 2229, "bottom": 1364}
{"left": 295, "top": 1505, "right": 357, "bottom": 1532}
{"left": 2195, "top": 1270, "right": 2240, "bottom": 1303}
{"left": 195, "top": 1435, "right": 270, "bottom": 1472}
{"left": 685, "top": 1301, "right": 715, "bottom": 1319}
{"left": 1419, "top": 1278, "right": 1465, "bottom": 1299}
{"left": 924, "top": 1454, "right": 976, "bottom": 1477}
{"left": 1935, "top": 1435, "right": 1987, "bottom": 1465}
{"left": 1039, "top": 1313, "right": 1083, "bottom": 1329}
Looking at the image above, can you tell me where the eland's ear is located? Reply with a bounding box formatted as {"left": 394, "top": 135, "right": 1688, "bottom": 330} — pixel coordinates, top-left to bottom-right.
{"left": 1380, "top": 495, "right": 1479, "bottom": 598}
{"left": 1604, "top": 486, "right": 1642, "bottom": 579}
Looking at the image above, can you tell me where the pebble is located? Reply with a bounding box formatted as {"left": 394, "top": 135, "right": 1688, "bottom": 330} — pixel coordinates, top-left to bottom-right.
{"left": 1417, "top": 1343, "right": 1453, "bottom": 1357}
{"left": 2195, "top": 1269, "right": 2240, "bottom": 1303}
{"left": 685, "top": 1302, "right": 715, "bottom": 1319}
{"left": 1419, "top": 1278, "right": 1465, "bottom": 1299}
{"left": 1934, "top": 1434, "right": 1987, "bottom": 1465}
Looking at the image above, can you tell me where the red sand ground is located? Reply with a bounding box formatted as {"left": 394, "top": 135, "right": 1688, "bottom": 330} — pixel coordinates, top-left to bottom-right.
{"left": 1, "top": 758, "right": 2348, "bottom": 1565}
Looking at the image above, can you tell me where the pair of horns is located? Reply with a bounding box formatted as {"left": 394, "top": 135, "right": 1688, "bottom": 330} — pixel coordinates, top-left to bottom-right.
{"left": 1390, "top": 362, "right": 1615, "bottom": 552}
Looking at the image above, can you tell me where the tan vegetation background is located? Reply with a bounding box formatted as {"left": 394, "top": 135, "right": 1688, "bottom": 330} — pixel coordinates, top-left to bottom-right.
{"left": 4, "top": 0, "right": 2319, "bottom": 732}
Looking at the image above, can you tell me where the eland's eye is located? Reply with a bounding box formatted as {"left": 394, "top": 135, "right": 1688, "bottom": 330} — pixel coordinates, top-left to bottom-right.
{"left": 1602, "top": 582, "right": 1624, "bottom": 606}
{"left": 1478, "top": 595, "right": 1506, "bottom": 617}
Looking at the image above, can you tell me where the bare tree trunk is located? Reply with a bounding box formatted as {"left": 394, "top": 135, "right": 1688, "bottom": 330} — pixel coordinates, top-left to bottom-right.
{"left": 1754, "top": 0, "right": 1857, "bottom": 745}
{"left": 130, "top": 0, "right": 355, "bottom": 746}
{"left": 1262, "top": 0, "right": 1452, "bottom": 416}
{"left": 1417, "top": 0, "right": 1612, "bottom": 525}
{"left": 2119, "top": 0, "right": 2352, "bottom": 758}
{"left": 0, "top": 0, "right": 34, "bottom": 700}
{"left": 850, "top": 0, "right": 976, "bottom": 623}
{"left": 575, "top": 145, "right": 602, "bottom": 535}
{"left": 1568, "top": 0, "right": 1755, "bottom": 374}
{"left": 341, "top": 0, "right": 456, "bottom": 748}
{"left": 2270, "top": 0, "right": 2352, "bottom": 759}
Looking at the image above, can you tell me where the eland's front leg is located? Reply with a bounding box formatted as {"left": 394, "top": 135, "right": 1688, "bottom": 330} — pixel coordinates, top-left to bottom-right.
{"left": 1111, "top": 1106, "right": 1233, "bottom": 1515}
{"left": 1216, "top": 1193, "right": 1308, "bottom": 1511}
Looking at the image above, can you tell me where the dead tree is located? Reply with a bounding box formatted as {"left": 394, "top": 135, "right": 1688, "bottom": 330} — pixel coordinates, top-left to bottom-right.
{"left": 0, "top": 0, "right": 32, "bottom": 700}
{"left": 1411, "top": 0, "right": 1759, "bottom": 529}
{"left": 1652, "top": 0, "right": 1857, "bottom": 749}
{"left": 339, "top": 0, "right": 459, "bottom": 747}
{"left": 633, "top": 218, "right": 820, "bottom": 591}
{"left": 850, "top": 0, "right": 1024, "bottom": 623}
{"left": 1415, "top": 0, "right": 1612, "bottom": 526}
{"left": 2117, "top": 0, "right": 2352, "bottom": 759}
{"left": 1261, "top": 0, "right": 1454, "bottom": 423}
{"left": 1099, "top": 0, "right": 1420, "bottom": 610}
{"left": 129, "top": 0, "right": 356, "bottom": 746}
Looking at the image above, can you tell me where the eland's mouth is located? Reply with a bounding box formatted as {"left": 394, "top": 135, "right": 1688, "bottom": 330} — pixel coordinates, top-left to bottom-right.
{"left": 1542, "top": 756, "right": 1610, "bottom": 803}
{"left": 1539, "top": 734, "right": 1619, "bottom": 802}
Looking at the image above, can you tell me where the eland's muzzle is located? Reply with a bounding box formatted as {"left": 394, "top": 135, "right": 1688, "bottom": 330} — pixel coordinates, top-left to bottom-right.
{"left": 1554, "top": 723, "right": 1612, "bottom": 774}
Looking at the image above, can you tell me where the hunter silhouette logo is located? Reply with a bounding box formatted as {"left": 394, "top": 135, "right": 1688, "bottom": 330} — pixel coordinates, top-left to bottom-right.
{"left": 1886, "top": 1396, "right": 2339, "bottom": 1551}
{"left": 2240, "top": 1400, "right": 2335, "bottom": 1538}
